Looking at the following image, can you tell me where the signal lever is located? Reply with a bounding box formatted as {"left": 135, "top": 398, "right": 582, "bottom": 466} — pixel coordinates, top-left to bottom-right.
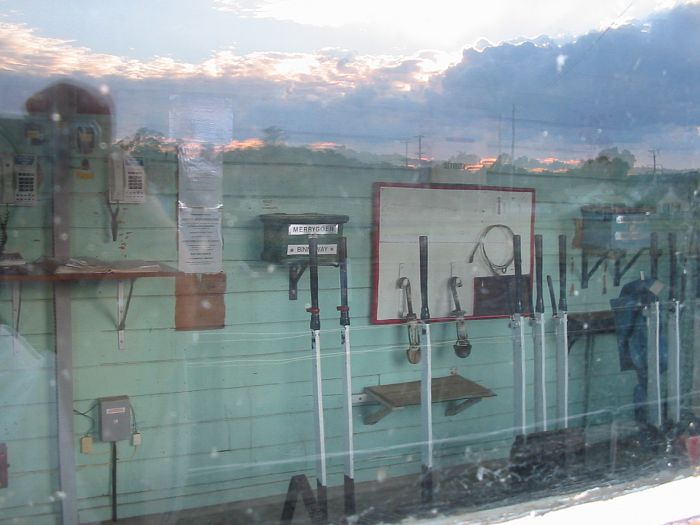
{"left": 398, "top": 277, "right": 421, "bottom": 363}
{"left": 448, "top": 276, "right": 472, "bottom": 358}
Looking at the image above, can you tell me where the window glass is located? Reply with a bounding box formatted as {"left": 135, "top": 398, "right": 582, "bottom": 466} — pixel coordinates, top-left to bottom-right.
{"left": 1, "top": 2, "right": 699, "bottom": 523}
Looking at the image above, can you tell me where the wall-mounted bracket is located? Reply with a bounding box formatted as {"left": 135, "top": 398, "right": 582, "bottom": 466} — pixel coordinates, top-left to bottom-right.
{"left": 288, "top": 262, "right": 339, "bottom": 300}
{"left": 581, "top": 234, "right": 662, "bottom": 289}
{"left": 581, "top": 251, "right": 611, "bottom": 289}
{"left": 10, "top": 281, "right": 20, "bottom": 355}
{"left": 613, "top": 247, "right": 650, "bottom": 286}
{"left": 288, "top": 263, "right": 308, "bottom": 300}
{"left": 117, "top": 279, "right": 136, "bottom": 350}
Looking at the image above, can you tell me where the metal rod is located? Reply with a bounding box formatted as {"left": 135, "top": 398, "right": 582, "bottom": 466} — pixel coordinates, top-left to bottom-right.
{"left": 306, "top": 236, "right": 327, "bottom": 518}
{"left": 418, "top": 235, "right": 433, "bottom": 503}
{"left": 647, "top": 299, "right": 662, "bottom": 427}
{"left": 582, "top": 335, "right": 594, "bottom": 429}
{"left": 668, "top": 299, "right": 681, "bottom": 424}
{"left": 533, "top": 235, "right": 547, "bottom": 431}
{"left": 111, "top": 442, "right": 118, "bottom": 522}
{"left": 667, "top": 233, "right": 681, "bottom": 424}
{"left": 555, "top": 237, "right": 569, "bottom": 429}
{"left": 511, "top": 234, "right": 527, "bottom": 436}
{"left": 336, "top": 237, "right": 355, "bottom": 516}
{"left": 558, "top": 235, "right": 567, "bottom": 312}
{"left": 692, "top": 231, "right": 700, "bottom": 414}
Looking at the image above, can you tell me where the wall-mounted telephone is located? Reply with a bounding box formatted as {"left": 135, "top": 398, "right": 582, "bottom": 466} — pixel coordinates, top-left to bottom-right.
{"left": 109, "top": 151, "right": 146, "bottom": 204}
{"left": 0, "top": 154, "right": 38, "bottom": 206}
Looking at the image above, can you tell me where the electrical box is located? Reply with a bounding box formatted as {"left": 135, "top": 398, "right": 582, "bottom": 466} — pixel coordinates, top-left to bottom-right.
{"left": 98, "top": 396, "right": 131, "bottom": 442}
{"left": 259, "top": 213, "right": 349, "bottom": 264}
{"left": 580, "top": 205, "right": 654, "bottom": 254}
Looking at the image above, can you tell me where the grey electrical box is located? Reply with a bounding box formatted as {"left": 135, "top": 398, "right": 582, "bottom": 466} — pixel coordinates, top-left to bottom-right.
{"left": 98, "top": 396, "right": 131, "bottom": 442}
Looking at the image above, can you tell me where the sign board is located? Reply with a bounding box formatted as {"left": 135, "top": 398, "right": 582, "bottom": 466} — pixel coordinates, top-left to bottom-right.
{"left": 259, "top": 213, "right": 349, "bottom": 264}
{"left": 372, "top": 182, "right": 536, "bottom": 323}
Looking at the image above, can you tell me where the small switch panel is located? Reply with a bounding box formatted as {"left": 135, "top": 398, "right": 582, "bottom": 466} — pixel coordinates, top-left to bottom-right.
{"left": 98, "top": 396, "right": 131, "bottom": 442}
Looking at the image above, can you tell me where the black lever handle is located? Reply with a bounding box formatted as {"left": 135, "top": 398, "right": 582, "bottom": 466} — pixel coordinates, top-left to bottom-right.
{"left": 651, "top": 232, "right": 659, "bottom": 281}
{"left": 535, "top": 235, "right": 544, "bottom": 314}
{"left": 669, "top": 232, "right": 677, "bottom": 301}
{"left": 547, "top": 275, "right": 558, "bottom": 317}
{"left": 419, "top": 236, "right": 430, "bottom": 321}
{"left": 337, "top": 237, "right": 350, "bottom": 326}
{"left": 307, "top": 236, "right": 320, "bottom": 331}
{"left": 558, "top": 234, "right": 567, "bottom": 313}
{"left": 513, "top": 234, "right": 522, "bottom": 314}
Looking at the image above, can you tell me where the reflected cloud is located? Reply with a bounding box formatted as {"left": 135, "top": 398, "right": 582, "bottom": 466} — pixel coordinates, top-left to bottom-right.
{"left": 0, "top": 21, "right": 453, "bottom": 90}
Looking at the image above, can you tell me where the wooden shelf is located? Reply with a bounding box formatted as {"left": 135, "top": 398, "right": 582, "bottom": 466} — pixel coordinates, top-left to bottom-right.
{"left": 0, "top": 261, "right": 178, "bottom": 282}
{"left": 362, "top": 374, "right": 495, "bottom": 425}
{"left": 0, "top": 260, "right": 179, "bottom": 351}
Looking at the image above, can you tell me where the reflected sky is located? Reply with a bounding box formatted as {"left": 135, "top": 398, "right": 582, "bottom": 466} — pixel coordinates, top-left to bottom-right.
{"left": 1, "top": 1, "right": 699, "bottom": 167}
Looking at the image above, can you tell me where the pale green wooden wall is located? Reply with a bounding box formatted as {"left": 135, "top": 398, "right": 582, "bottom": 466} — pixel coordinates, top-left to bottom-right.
{"left": 0, "top": 126, "right": 693, "bottom": 523}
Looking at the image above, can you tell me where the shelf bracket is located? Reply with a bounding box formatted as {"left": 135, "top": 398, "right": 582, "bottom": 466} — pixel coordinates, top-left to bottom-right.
{"left": 288, "top": 263, "right": 308, "bottom": 301}
{"left": 581, "top": 251, "right": 609, "bottom": 289}
{"left": 614, "top": 247, "right": 649, "bottom": 286}
{"left": 117, "top": 279, "right": 136, "bottom": 350}
{"left": 582, "top": 233, "right": 662, "bottom": 289}
{"left": 11, "top": 281, "right": 20, "bottom": 355}
{"left": 444, "top": 397, "right": 483, "bottom": 417}
{"left": 363, "top": 404, "right": 394, "bottom": 426}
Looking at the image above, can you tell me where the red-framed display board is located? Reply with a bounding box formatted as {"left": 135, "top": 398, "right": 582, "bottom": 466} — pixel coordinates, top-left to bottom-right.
{"left": 371, "top": 182, "right": 536, "bottom": 324}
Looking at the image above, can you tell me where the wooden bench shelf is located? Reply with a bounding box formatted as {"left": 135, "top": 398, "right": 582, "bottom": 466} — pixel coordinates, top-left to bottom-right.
{"left": 362, "top": 374, "right": 495, "bottom": 425}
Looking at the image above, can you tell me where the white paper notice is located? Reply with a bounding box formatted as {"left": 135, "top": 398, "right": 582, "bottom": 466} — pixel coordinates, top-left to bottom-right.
{"left": 178, "top": 207, "right": 223, "bottom": 273}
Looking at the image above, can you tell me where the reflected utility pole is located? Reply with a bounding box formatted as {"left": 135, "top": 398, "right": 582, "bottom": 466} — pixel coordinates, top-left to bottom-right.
{"left": 511, "top": 105, "right": 516, "bottom": 186}
{"left": 417, "top": 135, "right": 424, "bottom": 167}
{"left": 511, "top": 106, "right": 515, "bottom": 172}
{"left": 649, "top": 149, "right": 659, "bottom": 176}
{"left": 498, "top": 113, "right": 502, "bottom": 160}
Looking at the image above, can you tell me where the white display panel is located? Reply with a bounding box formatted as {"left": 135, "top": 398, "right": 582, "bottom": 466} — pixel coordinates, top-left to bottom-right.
{"left": 372, "top": 183, "right": 536, "bottom": 323}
